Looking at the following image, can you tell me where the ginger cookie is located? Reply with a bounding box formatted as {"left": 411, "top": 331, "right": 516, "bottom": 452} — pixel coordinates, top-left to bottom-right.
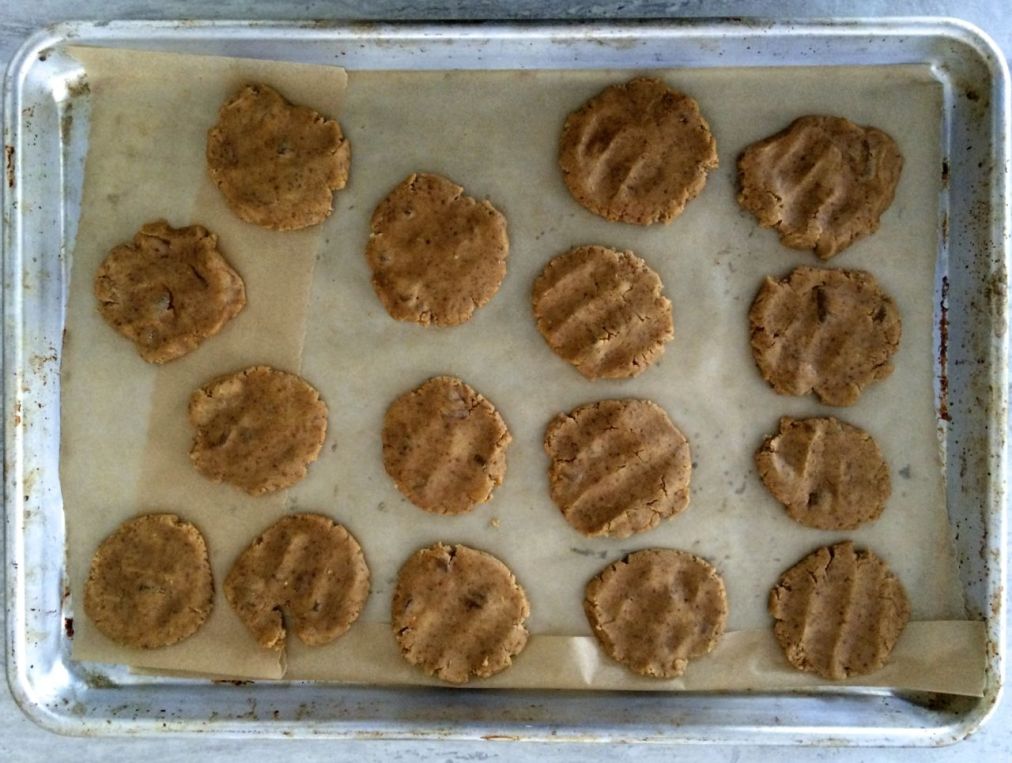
{"left": 749, "top": 267, "right": 901, "bottom": 406}
{"left": 559, "top": 77, "right": 718, "bottom": 225}
{"left": 756, "top": 416, "right": 891, "bottom": 530}
{"left": 84, "top": 514, "right": 213, "bottom": 649}
{"left": 769, "top": 541, "right": 910, "bottom": 680}
{"left": 532, "top": 245, "right": 674, "bottom": 379}
{"left": 391, "top": 543, "right": 529, "bottom": 684}
{"left": 188, "top": 365, "right": 328, "bottom": 495}
{"left": 225, "top": 513, "right": 370, "bottom": 650}
{"left": 738, "top": 115, "right": 903, "bottom": 259}
{"left": 366, "top": 173, "right": 509, "bottom": 327}
{"left": 94, "top": 220, "right": 245, "bottom": 363}
{"left": 584, "top": 549, "right": 727, "bottom": 678}
{"left": 544, "top": 399, "right": 691, "bottom": 538}
{"left": 382, "top": 376, "right": 510, "bottom": 515}
{"left": 207, "top": 84, "right": 350, "bottom": 231}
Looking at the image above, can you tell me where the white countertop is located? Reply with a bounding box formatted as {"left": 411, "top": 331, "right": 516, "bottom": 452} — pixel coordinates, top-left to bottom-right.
{"left": 2, "top": 1, "right": 1008, "bottom": 760}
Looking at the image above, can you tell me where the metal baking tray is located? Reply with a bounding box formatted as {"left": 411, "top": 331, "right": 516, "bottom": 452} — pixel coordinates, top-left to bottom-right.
{"left": 3, "top": 19, "right": 1008, "bottom": 745}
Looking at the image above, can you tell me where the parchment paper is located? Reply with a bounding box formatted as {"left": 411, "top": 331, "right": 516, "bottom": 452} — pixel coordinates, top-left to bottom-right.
{"left": 61, "top": 53, "right": 984, "bottom": 694}
{"left": 63, "top": 48, "right": 348, "bottom": 678}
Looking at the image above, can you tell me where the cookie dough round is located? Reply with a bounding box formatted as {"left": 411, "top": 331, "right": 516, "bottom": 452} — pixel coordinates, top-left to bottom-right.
{"left": 584, "top": 549, "right": 728, "bottom": 678}
{"left": 391, "top": 543, "right": 530, "bottom": 684}
{"left": 382, "top": 376, "right": 510, "bottom": 515}
{"left": 225, "top": 513, "right": 370, "bottom": 650}
{"left": 738, "top": 115, "right": 903, "bottom": 259}
{"left": 188, "top": 365, "right": 328, "bottom": 495}
{"left": 206, "top": 83, "right": 350, "bottom": 231}
{"left": 84, "top": 514, "right": 213, "bottom": 649}
{"left": 532, "top": 245, "right": 674, "bottom": 379}
{"left": 366, "top": 173, "right": 509, "bottom": 326}
{"left": 94, "top": 220, "right": 246, "bottom": 364}
{"left": 544, "top": 399, "right": 691, "bottom": 538}
{"left": 749, "top": 267, "right": 901, "bottom": 406}
{"left": 769, "top": 541, "right": 910, "bottom": 680}
{"left": 559, "top": 77, "right": 718, "bottom": 225}
{"left": 756, "top": 416, "right": 891, "bottom": 530}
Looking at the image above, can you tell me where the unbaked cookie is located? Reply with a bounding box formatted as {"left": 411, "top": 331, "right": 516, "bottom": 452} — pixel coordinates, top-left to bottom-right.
{"left": 544, "top": 399, "right": 691, "bottom": 538}
{"left": 738, "top": 115, "right": 903, "bottom": 259}
{"left": 84, "top": 513, "right": 213, "bottom": 649}
{"left": 391, "top": 543, "right": 530, "bottom": 684}
{"left": 94, "top": 220, "right": 246, "bottom": 363}
{"left": 559, "top": 77, "right": 718, "bottom": 225}
{"left": 532, "top": 245, "right": 674, "bottom": 379}
{"left": 188, "top": 365, "right": 328, "bottom": 495}
{"left": 206, "top": 84, "right": 350, "bottom": 231}
{"left": 584, "top": 549, "right": 727, "bottom": 678}
{"left": 756, "top": 416, "right": 891, "bottom": 530}
{"left": 382, "top": 376, "right": 510, "bottom": 515}
{"left": 225, "top": 513, "right": 370, "bottom": 650}
{"left": 749, "top": 267, "right": 901, "bottom": 406}
{"left": 769, "top": 541, "right": 910, "bottom": 680}
{"left": 366, "top": 173, "right": 509, "bottom": 326}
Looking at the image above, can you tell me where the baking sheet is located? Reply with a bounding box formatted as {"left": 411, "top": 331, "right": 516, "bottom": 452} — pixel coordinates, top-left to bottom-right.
{"left": 61, "top": 50, "right": 983, "bottom": 694}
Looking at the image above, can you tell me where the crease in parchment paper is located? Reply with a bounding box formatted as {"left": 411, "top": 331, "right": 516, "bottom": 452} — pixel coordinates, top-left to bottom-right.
{"left": 291, "top": 620, "right": 986, "bottom": 695}
{"left": 62, "top": 54, "right": 982, "bottom": 694}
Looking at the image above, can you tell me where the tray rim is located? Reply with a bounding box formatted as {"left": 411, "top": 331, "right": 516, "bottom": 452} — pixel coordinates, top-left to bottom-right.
{"left": 3, "top": 16, "right": 1008, "bottom": 745}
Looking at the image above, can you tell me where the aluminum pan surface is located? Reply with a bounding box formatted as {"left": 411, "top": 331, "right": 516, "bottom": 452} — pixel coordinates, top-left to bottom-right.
{"left": 2, "top": 19, "right": 1007, "bottom": 745}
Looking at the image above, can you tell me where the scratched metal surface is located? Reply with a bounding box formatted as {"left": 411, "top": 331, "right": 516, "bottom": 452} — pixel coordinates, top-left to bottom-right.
{"left": 1, "top": 18, "right": 1008, "bottom": 746}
